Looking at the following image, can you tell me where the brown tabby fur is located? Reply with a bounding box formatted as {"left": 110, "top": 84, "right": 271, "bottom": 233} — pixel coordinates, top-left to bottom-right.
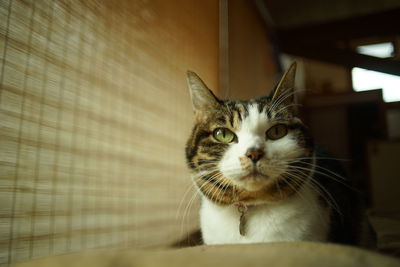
{"left": 186, "top": 99, "right": 314, "bottom": 205}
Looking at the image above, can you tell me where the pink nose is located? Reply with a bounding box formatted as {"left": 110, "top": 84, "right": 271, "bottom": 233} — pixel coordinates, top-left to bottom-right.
{"left": 245, "top": 149, "right": 264, "bottom": 163}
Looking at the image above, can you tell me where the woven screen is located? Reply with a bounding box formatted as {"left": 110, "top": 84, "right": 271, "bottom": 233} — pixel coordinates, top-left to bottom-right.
{"left": 0, "top": 0, "right": 219, "bottom": 265}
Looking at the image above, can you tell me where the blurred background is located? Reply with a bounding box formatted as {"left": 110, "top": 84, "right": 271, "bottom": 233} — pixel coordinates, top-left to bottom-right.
{"left": 0, "top": 0, "right": 399, "bottom": 265}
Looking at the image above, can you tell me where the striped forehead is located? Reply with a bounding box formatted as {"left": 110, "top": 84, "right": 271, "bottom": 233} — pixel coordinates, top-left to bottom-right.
{"left": 224, "top": 101, "right": 270, "bottom": 129}
{"left": 238, "top": 104, "right": 269, "bottom": 134}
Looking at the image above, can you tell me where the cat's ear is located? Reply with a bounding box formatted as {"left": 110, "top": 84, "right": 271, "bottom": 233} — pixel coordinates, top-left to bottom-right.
{"left": 186, "top": 71, "right": 221, "bottom": 114}
{"left": 270, "top": 62, "right": 297, "bottom": 105}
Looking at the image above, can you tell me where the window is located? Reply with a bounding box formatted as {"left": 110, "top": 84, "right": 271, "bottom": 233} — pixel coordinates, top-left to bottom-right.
{"left": 356, "top": 42, "right": 394, "bottom": 58}
{"left": 352, "top": 42, "right": 400, "bottom": 102}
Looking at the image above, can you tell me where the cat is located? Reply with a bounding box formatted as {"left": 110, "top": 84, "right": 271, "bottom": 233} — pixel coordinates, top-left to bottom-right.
{"left": 185, "top": 63, "right": 376, "bottom": 247}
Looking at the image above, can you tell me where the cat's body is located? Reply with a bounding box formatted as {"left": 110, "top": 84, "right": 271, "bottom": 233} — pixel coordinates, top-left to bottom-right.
{"left": 185, "top": 63, "right": 375, "bottom": 247}
{"left": 201, "top": 181, "right": 330, "bottom": 244}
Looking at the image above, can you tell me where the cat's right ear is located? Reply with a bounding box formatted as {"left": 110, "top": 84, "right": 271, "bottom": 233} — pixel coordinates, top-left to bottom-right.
{"left": 186, "top": 71, "right": 221, "bottom": 114}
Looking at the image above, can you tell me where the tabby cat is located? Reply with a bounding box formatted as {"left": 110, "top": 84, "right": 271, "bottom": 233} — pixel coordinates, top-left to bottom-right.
{"left": 185, "top": 63, "right": 375, "bottom": 247}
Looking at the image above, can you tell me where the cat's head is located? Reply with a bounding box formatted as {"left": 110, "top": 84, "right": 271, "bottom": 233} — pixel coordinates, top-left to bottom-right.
{"left": 185, "top": 63, "right": 314, "bottom": 205}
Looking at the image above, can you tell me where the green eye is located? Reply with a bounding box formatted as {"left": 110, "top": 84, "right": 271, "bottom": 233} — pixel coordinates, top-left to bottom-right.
{"left": 213, "top": 128, "right": 236, "bottom": 143}
{"left": 266, "top": 124, "right": 288, "bottom": 140}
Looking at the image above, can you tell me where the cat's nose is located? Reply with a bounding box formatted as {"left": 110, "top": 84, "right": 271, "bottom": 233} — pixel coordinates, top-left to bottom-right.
{"left": 245, "top": 148, "right": 264, "bottom": 163}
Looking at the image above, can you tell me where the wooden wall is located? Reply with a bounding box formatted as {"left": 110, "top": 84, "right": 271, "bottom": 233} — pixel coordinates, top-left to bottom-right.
{"left": 227, "top": 0, "right": 277, "bottom": 100}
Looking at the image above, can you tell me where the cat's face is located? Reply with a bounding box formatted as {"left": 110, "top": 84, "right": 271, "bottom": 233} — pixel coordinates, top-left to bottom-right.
{"left": 186, "top": 64, "right": 314, "bottom": 205}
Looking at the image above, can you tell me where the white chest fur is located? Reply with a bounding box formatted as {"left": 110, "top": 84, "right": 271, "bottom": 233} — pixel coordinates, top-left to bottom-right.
{"left": 200, "top": 185, "right": 330, "bottom": 245}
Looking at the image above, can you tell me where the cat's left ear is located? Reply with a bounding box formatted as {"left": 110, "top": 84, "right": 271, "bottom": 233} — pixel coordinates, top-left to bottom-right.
{"left": 270, "top": 62, "right": 297, "bottom": 105}
{"left": 186, "top": 71, "right": 221, "bottom": 114}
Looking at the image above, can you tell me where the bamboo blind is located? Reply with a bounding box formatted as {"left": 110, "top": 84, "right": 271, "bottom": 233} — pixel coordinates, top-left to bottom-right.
{"left": 0, "top": 0, "right": 219, "bottom": 265}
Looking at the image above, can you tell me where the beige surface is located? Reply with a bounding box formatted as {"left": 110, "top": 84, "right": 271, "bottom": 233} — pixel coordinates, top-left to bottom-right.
{"left": 13, "top": 242, "right": 400, "bottom": 267}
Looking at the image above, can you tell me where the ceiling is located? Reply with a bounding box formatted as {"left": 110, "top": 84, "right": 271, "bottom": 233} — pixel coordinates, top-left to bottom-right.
{"left": 254, "top": 0, "right": 400, "bottom": 75}
{"left": 262, "top": 0, "right": 400, "bottom": 29}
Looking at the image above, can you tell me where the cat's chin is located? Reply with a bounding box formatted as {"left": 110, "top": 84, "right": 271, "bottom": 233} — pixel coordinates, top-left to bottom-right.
{"left": 234, "top": 173, "right": 271, "bottom": 192}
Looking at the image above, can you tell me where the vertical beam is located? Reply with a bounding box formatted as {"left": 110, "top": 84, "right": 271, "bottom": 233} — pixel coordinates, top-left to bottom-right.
{"left": 253, "top": 0, "right": 275, "bottom": 28}
{"left": 219, "top": 0, "right": 229, "bottom": 98}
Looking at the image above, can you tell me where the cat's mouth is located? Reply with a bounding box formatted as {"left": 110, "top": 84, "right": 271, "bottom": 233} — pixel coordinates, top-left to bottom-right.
{"left": 234, "top": 172, "right": 270, "bottom": 192}
{"left": 239, "top": 170, "right": 269, "bottom": 181}
{"left": 232, "top": 168, "right": 274, "bottom": 191}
